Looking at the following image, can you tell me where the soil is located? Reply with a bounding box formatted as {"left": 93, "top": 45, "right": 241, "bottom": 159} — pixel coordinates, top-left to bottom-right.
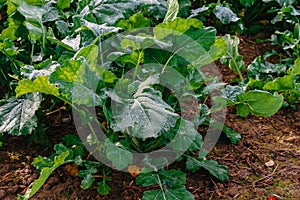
{"left": 0, "top": 34, "right": 299, "bottom": 200}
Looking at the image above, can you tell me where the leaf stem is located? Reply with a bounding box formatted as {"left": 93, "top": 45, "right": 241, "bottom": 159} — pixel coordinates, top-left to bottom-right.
{"left": 156, "top": 173, "right": 167, "bottom": 200}
{"left": 30, "top": 42, "right": 35, "bottom": 65}
{"left": 133, "top": 50, "right": 143, "bottom": 80}
{"left": 227, "top": 53, "right": 244, "bottom": 81}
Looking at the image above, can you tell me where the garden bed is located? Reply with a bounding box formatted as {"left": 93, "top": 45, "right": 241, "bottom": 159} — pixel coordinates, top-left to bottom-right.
{"left": 1, "top": 33, "right": 299, "bottom": 199}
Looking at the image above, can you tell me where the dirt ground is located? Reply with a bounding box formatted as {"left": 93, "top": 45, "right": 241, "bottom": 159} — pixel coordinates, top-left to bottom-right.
{"left": 0, "top": 34, "right": 299, "bottom": 200}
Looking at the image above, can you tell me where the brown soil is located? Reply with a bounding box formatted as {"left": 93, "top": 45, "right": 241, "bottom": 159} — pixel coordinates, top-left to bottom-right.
{"left": 0, "top": 34, "right": 299, "bottom": 200}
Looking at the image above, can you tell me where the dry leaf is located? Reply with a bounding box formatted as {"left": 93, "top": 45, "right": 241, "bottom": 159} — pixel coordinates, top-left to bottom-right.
{"left": 65, "top": 163, "right": 78, "bottom": 176}
{"left": 268, "top": 195, "right": 276, "bottom": 200}
{"left": 128, "top": 165, "right": 141, "bottom": 177}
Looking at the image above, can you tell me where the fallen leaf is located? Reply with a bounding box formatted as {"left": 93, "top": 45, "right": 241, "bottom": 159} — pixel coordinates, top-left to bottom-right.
{"left": 128, "top": 165, "right": 141, "bottom": 177}
{"left": 268, "top": 195, "right": 276, "bottom": 200}
{"left": 65, "top": 163, "right": 78, "bottom": 176}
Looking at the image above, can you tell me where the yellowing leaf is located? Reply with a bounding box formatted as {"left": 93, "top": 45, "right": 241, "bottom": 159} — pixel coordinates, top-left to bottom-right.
{"left": 16, "top": 76, "right": 60, "bottom": 97}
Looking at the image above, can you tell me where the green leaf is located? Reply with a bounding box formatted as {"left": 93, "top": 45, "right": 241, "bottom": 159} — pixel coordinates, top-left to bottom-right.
{"left": 184, "top": 26, "right": 217, "bottom": 51}
{"left": 0, "top": 38, "right": 19, "bottom": 57}
{"left": 47, "top": 35, "right": 78, "bottom": 52}
{"left": 79, "top": 19, "right": 121, "bottom": 36}
{"left": 220, "top": 85, "right": 243, "bottom": 102}
{"left": 220, "top": 34, "right": 245, "bottom": 79}
{"left": 236, "top": 91, "right": 283, "bottom": 117}
{"left": 236, "top": 103, "right": 250, "bottom": 117}
{"left": 159, "top": 169, "right": 186, "bottom": 187}
{"left": 57, "top": 0, "right": 71, "bottom": 10}
{"left": 263, "top": 75, "right": 296, "bottom": 91}
{"left": 14, "top": 0, "right": 45, "bottom": 43}
{"left": 0, "top": 93, "right": 41, "bottom": 136}
{"left": 186, "top": 158, "right": 229, "bottom": 181}
{"left": 247, "top": 56, "right": 286, "bottom": 79}
{"left": 105, "top": 139, "right": 133, "bottom": 170}
{"left": 154, "top": 18, "right": 203, "bottom": 40}
{"left": 116, "top": 13, "right": 150, "bottom": 30}
{"left": 97, "top": 181, "right": 111, "bottom": 195}
{"left": 177, "top": 0, "right": 191, "bottom": 18}
{"left": 136, "top": 172, "right": 159, "bottom": 187}
{"left": 111, "top": 75, "right": 179, "bottom": 139}
{"left": 137, "top": 169, "right": 194, "bottom": 200}
{"left": 240, "top": 0, "right": 257, "bottom": 7}
{"left": 163, "top": 0, "right": 179, "bottom": 23}
{"left": 143, "top": 186, "right": 194, "bottom": 200}
{"left": 62, "top": 134, "right": 85, "bottom": 157}
{"left": 214, "top": 4, "right": 240, "bottom": 24}
{"left": 78, "top": 166, "right": 98, "bottom": 189}
{"left": 120, "top": 33, "right": 171, "bottom": 50}
{"left": 50, "top": 60, "right": 104, "bottom": 106}
{"left": 0, "top": 18, "right": 19, "bottom": 41}
{"left": 18, "top": 150, "right": 70, "bottom": 200}
{"left": 192, "top": 36, "right": 226, "bottom": 68}
{"left": 222, "top": 126, "right": 241, "bottom": 144}
{"left": 288, "top": 58, "right": 300, "bottom": 75}
{"left": 50, "top": 60, "right": 81, "bottom": 83}
{"left": 78, "top": 0, "right": 166, "bottom": 25}
{"left": 16, "top": 76, "right": 60, "bottom": 97}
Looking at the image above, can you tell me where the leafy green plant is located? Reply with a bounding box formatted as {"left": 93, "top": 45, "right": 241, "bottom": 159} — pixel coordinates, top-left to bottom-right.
{"left": 0, "top": 0, "right": 290, "bottom": 199}
{"left": 189, "top": 1, "right": 243, "bottom": 33}
{"left": 265, "top": 0, "right": 299, "bottom": 25}
{"left": 220, "top": 34, "right": 246, "bottom": 82}
{"left": 269, "top": 23, "right": 300, "bottom": 61}
{"left": 245, "top": 23, "right": 300, "bottom": 107}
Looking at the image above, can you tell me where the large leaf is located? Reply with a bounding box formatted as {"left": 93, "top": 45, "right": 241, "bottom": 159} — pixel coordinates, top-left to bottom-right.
{"left": 13, "top": 0, "right": 46, "bottom": 43}
{"left": 50, "top": 60, "right": 104, "bottom": 106}
{"left": 0, "top": 93, "right": 41, "bottom": 136}
{"left": 154, "top": 18, "right": 203, "bottom": 40}
{"left": 263, "top": 75, "right": 296, "bottom": 91}
{"left": 163, "top": 0, "right": 179, "bottom": 23}
{"left": 16, "top": 76, "right": 60, "bottom": 97}
{"left": 192, "top": 36, "right": 227, "bottom": 68}
{"left": 137, "top": 169, "right": 194, "bottom": 200}
{"left": 111, "top": 75, "right": 179, "bottom": 139}
{"left": 236, "top": 91, "right": 283, "bottom": 117}
{"left": 136, "top": 171, "right": 159, "bottom": 187}
{"left": 116, "top": 12, "right": 151, "bottom": 30}
{"left": 79, "top": 0, "right": 166, "bottom": 25}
